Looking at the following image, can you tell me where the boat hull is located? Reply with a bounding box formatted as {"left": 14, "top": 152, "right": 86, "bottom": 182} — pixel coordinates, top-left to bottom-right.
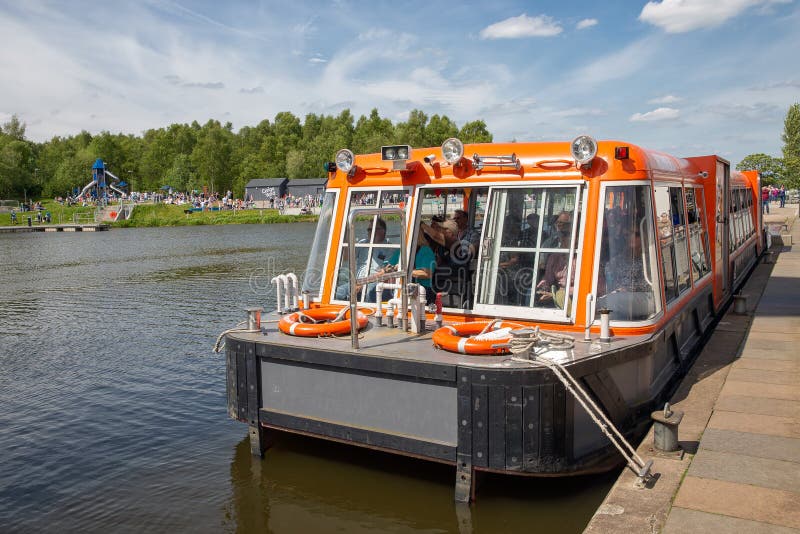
{"left": 226, "top": 284, "right": 719, "bottom": 494}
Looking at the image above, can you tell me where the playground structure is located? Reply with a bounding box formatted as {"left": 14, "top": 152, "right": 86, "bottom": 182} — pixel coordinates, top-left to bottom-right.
{"left": 78, "top": 159, "right": 126, "bottom": 202}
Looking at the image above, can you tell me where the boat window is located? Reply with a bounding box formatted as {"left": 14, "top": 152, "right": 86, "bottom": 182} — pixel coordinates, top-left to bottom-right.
{"left": 654, "top": 186, "right": 679, "bottom": 303}
{"left": 473, "top": 185, "right": 581, "bottom": 319}
{"left": 670, "top": 187, "right": 691, "bottom": 295}
{"left": 417, "top": 187, "right": 488, "bottom": 309}
{"left": 334, "top": 188, "right": 409, "bottom": 303}
{"left": 301, "top": 190, "right": 338, "bottom": 298}
{"left": 686, "top": 187, "right": 711, "bottom": 282}
{"left": 596, "top": 185, "right": 661, "bottom": 322}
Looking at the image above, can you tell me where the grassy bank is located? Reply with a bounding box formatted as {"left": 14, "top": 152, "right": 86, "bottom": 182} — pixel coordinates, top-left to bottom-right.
{"left": 0, "top": 201, "right": 94, "bottom": 226}
{"left": 0, "top": 201, "right": 318, "bottom": 227}
{"left": 114, "top": 203, "right": 317, "bottom": 227}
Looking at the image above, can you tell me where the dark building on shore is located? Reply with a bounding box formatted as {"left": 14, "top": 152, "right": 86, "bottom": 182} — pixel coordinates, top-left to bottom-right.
{"left": 244, "top": 178, "right": 288, "bottom": 206}
{"left": 245, "top": 178, "right": 328, "bottom": 208}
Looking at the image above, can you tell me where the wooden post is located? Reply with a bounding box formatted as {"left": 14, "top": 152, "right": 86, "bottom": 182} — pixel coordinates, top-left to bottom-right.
{"left": 248, "top": 424, "right": 272, "bottom": 457}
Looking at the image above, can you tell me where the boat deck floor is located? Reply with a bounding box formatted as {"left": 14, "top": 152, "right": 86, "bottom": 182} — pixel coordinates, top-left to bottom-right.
{"left": 229, "top": 317, "right": 648, "bottom": 370}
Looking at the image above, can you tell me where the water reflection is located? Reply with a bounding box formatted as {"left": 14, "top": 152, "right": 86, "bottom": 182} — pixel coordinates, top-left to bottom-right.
{"left": 228, "top": 431, "right": 620, "bottom": 533}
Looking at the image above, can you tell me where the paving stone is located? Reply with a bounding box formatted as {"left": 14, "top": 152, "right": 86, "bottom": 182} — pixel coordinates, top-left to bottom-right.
{"left": 733, "top": 358, "right": 799, "bottom": 372}
{"left": 700, "top": 428, "right": 800, "bottom": 464}
{"left": 688, "top": 448, "right": 800, "bottom": 493}
{"left": 709, "top": 410, "right": 798, "bottom": 439}
{"left": 738, "top": 347, "right": 798, "bottom": 361}
{"left": 720, "top": 380, "right": 800, "bottom": 402}
{"left": 714, "top": 395, "right": 800, "bottom": 419}
{"left": 673, "top": 476, "right": 800, "bottom": 529}
{"left": 726, "top": 367, "right": 800, "bottom": 386}
{"left": 664, "top": 507, "right": 800, "bottom": 534}
{"left": 744, "top": 330, "right": 800, "bottom": 344}
{"left": 750, "top": 316, "right": 800, "bottom": 333}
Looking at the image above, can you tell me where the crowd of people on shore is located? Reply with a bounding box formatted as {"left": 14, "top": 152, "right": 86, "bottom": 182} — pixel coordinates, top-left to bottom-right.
{"left": 761, "top": 184, "right": 791, "bottom": 214}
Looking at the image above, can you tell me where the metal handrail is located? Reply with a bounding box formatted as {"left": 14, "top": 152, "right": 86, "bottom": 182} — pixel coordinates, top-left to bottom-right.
{"left": 347, "top": 207, "right": 408, "bottom": 349}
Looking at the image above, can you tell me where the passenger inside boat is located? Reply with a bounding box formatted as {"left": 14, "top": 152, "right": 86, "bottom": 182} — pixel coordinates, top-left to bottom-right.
{"left": 536, "top": 211, "right": 575, "bottom": 309}
{"left": 334, "top": 216, "right": 399, "bottom": 302}
{"left": 418, "top": 188, "right": 486, "bottom": 309}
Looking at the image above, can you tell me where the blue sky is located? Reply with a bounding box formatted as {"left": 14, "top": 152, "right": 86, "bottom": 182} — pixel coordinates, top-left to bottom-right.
{"left": 1, "top": 0, "right": 797, "bottom": 165}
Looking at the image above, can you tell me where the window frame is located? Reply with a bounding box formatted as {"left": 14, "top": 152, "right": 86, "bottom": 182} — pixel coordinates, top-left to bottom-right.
{"left": 471, "top": 182, "right": 585, "bottom": 323}
{"left": 330, "top": 186, "right": 412, "bottom": 305}
{"left": 591, "top": 181, "right": 663, "bottom": 326}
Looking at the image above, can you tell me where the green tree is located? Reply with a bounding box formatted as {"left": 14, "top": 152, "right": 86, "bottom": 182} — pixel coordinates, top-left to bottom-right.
{"left": 425, "top": 115, "right": 459, "bottom": 147}
{"left": 352, "top": 109, "right": 394, "bottom": 154}
{"left": 459, "top": 120, "right": 493, "bottom": 144}
{"left": 782, "top": 103, "right": 800, "bottom": 188}
{"left": 191, "top": 120, "right": 233, "bottom": 193}
{"left": 736, "top": 153, "right": 785, "bottom": 186}
{"left": 1, "top": 114, "right": 26, "bottom": 140}
{"left": 394, "top": 109, "right": 428, "bottom": 147}
{"left": 0, "top": 115, "right": 36, "bottom": 199}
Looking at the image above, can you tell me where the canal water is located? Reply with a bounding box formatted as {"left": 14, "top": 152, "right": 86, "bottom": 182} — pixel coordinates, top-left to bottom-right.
{"left": 0, "top": 224, "right": 617, "bottom": 533}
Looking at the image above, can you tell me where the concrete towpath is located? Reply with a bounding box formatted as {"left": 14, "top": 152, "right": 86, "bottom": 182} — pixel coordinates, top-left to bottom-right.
{"left": 585, "top": 204, "right": 800, "bottom": 533}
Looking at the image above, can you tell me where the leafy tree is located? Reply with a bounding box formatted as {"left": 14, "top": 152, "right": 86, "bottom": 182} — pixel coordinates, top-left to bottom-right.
{"left": 0, "top": 115, "right": 36, "bottom": 199}
{"left": 1, "top": 114, "right": 26, "bottom": 140}
{"left": 191, "top": 120, "right": 233, "bottom": 193}
{"left": 782, "top": 103, "right": 800, "bottom": 188}
{"left": 262, "top": 112, "right": 301, "bottom": 177}
{"left": 352, "top": 109, "right": 394, "bottom": 154}
{"left": 736, "top": 153, "right": 784, "bottom": 185}
{"left": 425, "top": 114, "right": 459, "bottom": 147}
{"left": 394, "top": 109, "right": 429, "bottom": 148}
{"left": 165, "top": 154, "right": 194, "bottom": 192}
{"left": 459, "top": 120, "right": 493, "bottom": 143}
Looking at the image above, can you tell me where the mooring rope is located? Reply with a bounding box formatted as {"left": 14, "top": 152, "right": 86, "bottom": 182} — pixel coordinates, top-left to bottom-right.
{"left": 212, "top": 319, "right": 279, "bottom": 353}
{"left": 508, "top": 328, "right": 652, "bottom": 482}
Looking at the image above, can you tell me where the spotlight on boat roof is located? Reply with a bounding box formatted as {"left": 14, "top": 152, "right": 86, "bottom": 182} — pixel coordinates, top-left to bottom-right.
{"left": 441, "top": 137, "right": 464, "bottom": 165}
{"left": 571, "top": 135, "right": 597, "bottom": 166}
{"left": 382, "top": 145, "right": 411, "bottom": 161}
{"left": 335, "top": 148, "right": 355, "bottom": 173}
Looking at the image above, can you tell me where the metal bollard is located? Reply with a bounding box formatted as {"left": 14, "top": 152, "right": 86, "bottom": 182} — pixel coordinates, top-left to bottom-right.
{"left": 651, "top": 403, "right": 684, "bottom": 452}
{"left": 246, "top": 307, "right": 263, "bottom": 332}
{"left": 598, "top": 308, "right": 612, "bottom": 342}
{"left": 733, "top": 294, "right": 747, "bottom": 314}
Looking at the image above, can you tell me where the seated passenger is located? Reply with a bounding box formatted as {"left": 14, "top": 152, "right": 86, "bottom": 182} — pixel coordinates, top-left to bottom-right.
{"left": 335, "top": 217, "right": 398, "bottom": 301}
{"left": 429, "top": 219, "right": 474, "bottom": 307}
{"left": 599, "top": 229, "right": 655, "bottom": 321}
{"left": 605, "top": 230, "right": 648, "bottom": 293}
{"left": 411, "top": 232, "right": 437, "bottom": 305}
{"left": 536, "top": 212, "right": 573, "bottom": 308}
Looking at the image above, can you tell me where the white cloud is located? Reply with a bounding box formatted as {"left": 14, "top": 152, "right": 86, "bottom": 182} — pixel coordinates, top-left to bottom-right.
{"left": 576, "top": 18, "right": 598, "bottom": 30}
{"left": 630, "top": 107, "right": 681, "bottom": 122}
{"left": 480, "top": 14, "right": 563, "bottom": 39}
{"left": 639, "top": 0, "right": 790, "bottom": 33}
{"left": 567, "top": 37, "right": 658, "bottom": 86}
{"left": 649, "top": 94, "right": 682, "bottom": 104}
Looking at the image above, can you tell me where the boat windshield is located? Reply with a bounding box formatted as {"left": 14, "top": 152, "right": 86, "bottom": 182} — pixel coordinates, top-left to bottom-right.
{"left": 333, "top": 188, "right": 409, "bottom": 303}
{"left": 301, "top": 191, "right": 337, "bottom": 298}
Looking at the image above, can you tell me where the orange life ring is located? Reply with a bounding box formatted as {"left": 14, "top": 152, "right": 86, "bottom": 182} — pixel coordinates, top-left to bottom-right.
{"left": 432, "top": 321, "right": 525, "bottom": 355}
{"left": 278, "top": 306, "right": 370, "bottom": 337}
